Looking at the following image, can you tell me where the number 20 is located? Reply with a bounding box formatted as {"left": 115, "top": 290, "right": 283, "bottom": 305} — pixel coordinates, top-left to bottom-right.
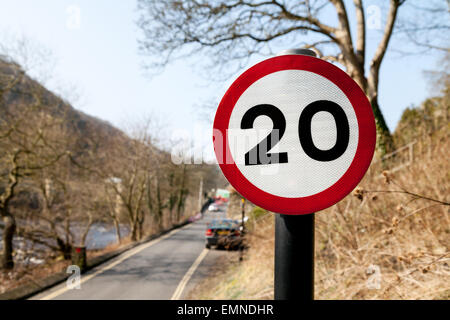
{"left": 241, "top": 100, "right": 350, "bottom": 166}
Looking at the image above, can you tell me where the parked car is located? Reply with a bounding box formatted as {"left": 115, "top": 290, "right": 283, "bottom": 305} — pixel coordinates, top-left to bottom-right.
{"left": 205, "top": 219, "right": 242, "bottom": 250}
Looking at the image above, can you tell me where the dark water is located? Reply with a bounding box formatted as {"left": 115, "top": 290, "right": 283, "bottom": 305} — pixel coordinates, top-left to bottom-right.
{"left": 0, "top": 222, "right": 130, "bottom": 265}
{"left": 84, "top": 223, "right": 130, "bottom": 250}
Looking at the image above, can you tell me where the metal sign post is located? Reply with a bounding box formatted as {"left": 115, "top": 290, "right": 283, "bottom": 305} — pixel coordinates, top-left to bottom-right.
{"left": 275, "top": 213, "right": 314, "bottom": 300}
{"left": 240, "top": 198, "right": 246, "bottom": 262}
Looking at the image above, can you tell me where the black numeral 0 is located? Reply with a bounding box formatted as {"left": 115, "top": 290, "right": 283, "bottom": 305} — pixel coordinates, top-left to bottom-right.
{"left": 240, "top": 100, "right": 350, "bottom": 165}
{"left": 299, "top": 100, "right": 350, "bottom": 162}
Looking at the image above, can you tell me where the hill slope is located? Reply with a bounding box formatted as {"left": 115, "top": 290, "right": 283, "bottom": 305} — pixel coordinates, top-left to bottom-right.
{"left": 0, "top": 57, "right": 127, "bottom": 157}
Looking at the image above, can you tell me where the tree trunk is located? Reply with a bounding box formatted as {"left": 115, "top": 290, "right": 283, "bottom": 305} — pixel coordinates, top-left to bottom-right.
{"left": 369, "top": 94, "right": 395, "bottom": 158}
{"left": 134, "top": 210, "right": 144, "bottom": 241}
{"left": 155, "top": 177, "right": 163, "bottom": 231}
{"left": 344, "top": 57, "right": 394, "bottom": 158}
{"left": 113, "top": 218, "right": 122, "bottom": 244}
{"left": 176, "top": 165, "right": 187, "bottom": 223}
{"left": 56, "top": 237, "right": 72, "bottom": 260}
{"left": 364, "top": 0, "right": 400, "bottom": 157}
{"left": 130, "top": 219, "right": 138, "bottom": 242}
{"left": 1, "top": 214, "right": 16, "bottom": 270}
{"left": 137, "top": 221, "right": 143, "bottom": 241}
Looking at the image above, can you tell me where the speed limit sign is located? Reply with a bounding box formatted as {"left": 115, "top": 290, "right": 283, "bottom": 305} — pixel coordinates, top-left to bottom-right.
{"left": 213, "top": 54, "right": 376, "bottom": 215}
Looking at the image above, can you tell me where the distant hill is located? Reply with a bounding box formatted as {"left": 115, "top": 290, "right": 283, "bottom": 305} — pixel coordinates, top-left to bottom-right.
{"left": 0, "top": 57, "right": 128, "bottom": 159}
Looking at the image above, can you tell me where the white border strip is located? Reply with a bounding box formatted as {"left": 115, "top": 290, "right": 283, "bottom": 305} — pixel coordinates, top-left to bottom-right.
{"left": 171, "top": 248, "right": 209, "bottom": 300}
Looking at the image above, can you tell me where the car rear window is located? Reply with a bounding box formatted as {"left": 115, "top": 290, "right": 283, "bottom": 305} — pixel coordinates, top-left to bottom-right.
{"left": 209, "top": 220, "right": 236, "bottom": 228}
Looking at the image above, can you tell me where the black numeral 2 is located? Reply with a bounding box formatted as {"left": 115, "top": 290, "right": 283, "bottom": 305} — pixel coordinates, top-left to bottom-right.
{"left": 241, "top": 104, "right": 288, "bottom": 166}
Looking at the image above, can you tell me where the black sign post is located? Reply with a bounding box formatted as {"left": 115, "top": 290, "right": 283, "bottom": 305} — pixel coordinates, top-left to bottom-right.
{"left": 275, "top": 213, "right": 315, "bottom": 300}
{"left": 240, "top": 198, "right": 245, "bottom": 262}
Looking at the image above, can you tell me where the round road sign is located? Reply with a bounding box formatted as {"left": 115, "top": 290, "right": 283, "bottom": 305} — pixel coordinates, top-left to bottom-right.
{"left": 213, "top": 54, "right": 376, "bottom": 215}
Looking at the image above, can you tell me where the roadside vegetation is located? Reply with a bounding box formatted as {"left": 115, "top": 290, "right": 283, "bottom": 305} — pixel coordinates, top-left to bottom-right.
{"left": 189, "top": 79, "right": 449, "bottom": 300}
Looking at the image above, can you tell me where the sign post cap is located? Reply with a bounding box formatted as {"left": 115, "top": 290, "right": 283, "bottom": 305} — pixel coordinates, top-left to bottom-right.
{"left": 277, "top": 48, "right": 317, "bottom": 57}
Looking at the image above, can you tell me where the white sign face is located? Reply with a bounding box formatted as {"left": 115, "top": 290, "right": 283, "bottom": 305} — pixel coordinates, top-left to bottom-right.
{"left": 227, "top": 70, "right": 359, "bottom": 198}
{"left": 213, "top": 54, "right": 375, "bottom": 214}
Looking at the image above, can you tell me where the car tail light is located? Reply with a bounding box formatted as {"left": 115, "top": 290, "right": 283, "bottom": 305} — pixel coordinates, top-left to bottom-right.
{"left": 205, "top": 229, "right": 213, "bottom": 236}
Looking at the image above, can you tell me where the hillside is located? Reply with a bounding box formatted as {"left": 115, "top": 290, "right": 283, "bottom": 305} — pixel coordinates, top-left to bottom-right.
{"left": 0, "top": 57, "right": 127, "bottom": 157}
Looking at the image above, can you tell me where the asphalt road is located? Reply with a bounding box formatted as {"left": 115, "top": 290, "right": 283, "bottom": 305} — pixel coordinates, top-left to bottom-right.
{"left": 31, "top": 207, "right": 233, "bottom": 300}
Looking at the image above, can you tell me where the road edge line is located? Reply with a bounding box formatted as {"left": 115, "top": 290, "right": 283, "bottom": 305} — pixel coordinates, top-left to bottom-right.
{"left": 171, "top": 248, "right": 209, "bottom": 300}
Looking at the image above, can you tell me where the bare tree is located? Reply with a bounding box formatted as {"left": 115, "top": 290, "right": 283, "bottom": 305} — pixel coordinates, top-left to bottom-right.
{"left": 0, "top": 41, "right": 97, "bottom": 267}
{"left": 0, "top": 60, "right": 67, "bottom": 268}
{"left": 104, "top": 178, "right": 124, "bottom": 244}
{"left": 78, "top": 118, "right": 156, "bottom": 242}
{"left": 17, "top": 149, "right": 107, "bottom": 260}
{"left": 137, "top": 0, "right": 449, "bottom": 156}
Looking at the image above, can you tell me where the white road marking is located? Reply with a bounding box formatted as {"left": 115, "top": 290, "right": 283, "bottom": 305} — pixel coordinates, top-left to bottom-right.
{"left": 171, "top": 248, "right": 209, "bottom": 300}
{"left": 39, "top": 223, "right": 192, "bottom": 300}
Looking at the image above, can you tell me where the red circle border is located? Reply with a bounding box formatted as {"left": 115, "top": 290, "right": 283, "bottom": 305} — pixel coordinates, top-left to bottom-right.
{"left": 213, "top": 55, "right": 376, "bottom": 215}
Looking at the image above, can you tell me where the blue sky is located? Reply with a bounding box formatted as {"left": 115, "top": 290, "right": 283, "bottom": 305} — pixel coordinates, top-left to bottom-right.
{"left": 0, "top": 0, "right": 443, "bottom": 152}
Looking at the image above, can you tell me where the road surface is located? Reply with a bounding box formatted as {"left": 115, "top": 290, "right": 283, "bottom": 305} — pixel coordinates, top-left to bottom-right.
{"left": 31, "top": 207, "right": 235, "bottom": 300}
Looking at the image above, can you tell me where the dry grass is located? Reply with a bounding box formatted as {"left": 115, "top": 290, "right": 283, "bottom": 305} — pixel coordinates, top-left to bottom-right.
{"left": 189, "top": 130, "right": 449, "bottom": 300}
{"left": 0, "top": 237, "right": 133, "bottom": 295}
{"left": 86, "top": 236, "right": 132, "bottom": 259}
{"left": 315, "top": 132, "right": 449, "bottom": 300}
{"left": 0, "top": 259, "right": 70, "bottom": 294}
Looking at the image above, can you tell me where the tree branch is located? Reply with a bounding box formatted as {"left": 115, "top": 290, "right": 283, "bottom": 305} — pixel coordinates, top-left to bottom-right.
{"left": 0, "top": 150, "right": 21, "bottom": 212}
{"left": 271, "top": 0, "right": 337, "bottom": 35}
{"left": 330, "top": 0, "right": 354, "bottom": 50}
{"left": 368, "top": 0, "right": 403, "bottom": 96}
{"left": 353, "top": 0, "right": 366, "bottom": 66}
